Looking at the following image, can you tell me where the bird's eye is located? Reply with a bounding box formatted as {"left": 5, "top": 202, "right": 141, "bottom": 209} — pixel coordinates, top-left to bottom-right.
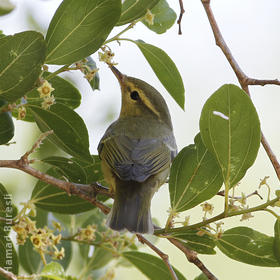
{"left": 130, "top": 90, "right": 139, "bottom": 101}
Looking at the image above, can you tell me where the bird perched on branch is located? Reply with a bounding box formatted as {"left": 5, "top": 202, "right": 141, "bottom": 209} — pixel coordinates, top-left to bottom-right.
{"left": 98, "top": 66, "right": 177, "bottom": 234}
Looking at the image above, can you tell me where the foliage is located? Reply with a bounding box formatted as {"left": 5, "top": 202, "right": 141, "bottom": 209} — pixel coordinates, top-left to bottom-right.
{"left": 0, "top": 1, "right": 279, "bottom": 280}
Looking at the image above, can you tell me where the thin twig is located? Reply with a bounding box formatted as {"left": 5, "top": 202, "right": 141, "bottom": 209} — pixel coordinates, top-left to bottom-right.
{"left": 246, "top": 78, "right": 280, "bottom": 86}
{"left": 136, "top": 234, "right": 179, "bottom": 280}
{"left": 260, "top": 133, "right": 280, "bottom": 180}
{"left": 155, "top": 196, "right": 279, "bottom": 235}
{"left": 177, "top": 0, "right": 185, "bottom": 35}
{"left": 217, "top": 190, "right": 263, "bottom": 200}
{"left": 168, "top": 238, "right": 217, "bottom": 280}
{"left": 21, "top": 130, "right": 54, "bottom": 164}
{"left": 201, "top": 0, "right": 280, "bottom": 181}
{"left": 0, "top": 267, "right": 17, "bottom": 280}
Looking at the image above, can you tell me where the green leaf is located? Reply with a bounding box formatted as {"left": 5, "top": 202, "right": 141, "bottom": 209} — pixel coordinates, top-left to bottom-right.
{"left": 171, "top": 230, "right": 216, "bottom": 255}
{"left": 0, "top": 111, "right": 14, "bottom": 144}
{"left": 41, "top": 262, "right": 64, "bottom": 280}
{"left": 273, "top": 220, "right": 280, "bottom": 264}
{"left": 117, "top": 0, "right": 159, "bottom": 26}
{"left": 34, "top": 207, "right": 49, "bottom": 228}
{"left": 45, "top": 0, "right": 121, "bottom": 65}
{"left": 194, "top": 273, "right": 208, "bottom": 280}
{"left": 123, "top": 251, "right": 187, "bottom": 280}
{"left": 199, "top": 84, "right": 261, "bottom": 187}
{"left": 0, "top": 99, "right": 14, "bottom": 144}
{"left": 43, "top": 73, "right": 81, "bottom": 108}
{"left": 19, "top": 239, "right": 42, "bottom": 274}
{"left": 29, "top": 104, "right": 92, "bottom": 163}
{"left": 0, "top": 31, "right": 5, "bottom": 39}
{"left": 88, "top": 247, "right": 113, "bottom": 270}
{"left": 141, "top": 0, "right": 176, "bottom": 34}
{"left": 72, "top": 155, "right": 105, "bottom": 185}
{"left": 216, "top": 226, "right": 279, "bottom": 267}
{"left": 31, "top": 167, "right": 94, "bottom": 214}
{"left": 169, "top": 134, "right": 223, "bottom": 212}
{"left": 33, "top": 156, "right": 108, "bottom": 214}
{"left": 0, "top": 31, "right": 46, "bottom": 102}
{"left": 14, "top": 73, "right": 81, "bottom": 122}
{"left": 47, "top": 238, "right": 72, "bottom": 271}
{"left": 0, "top": 0, "right": 15, "bottom": 16}
{"left": 42, "top": 156, "right": 87, "bottom": 184}
{"left": 0, "top": 235, "right": 18, "bottom": 275}
{"left": 135, "top": 40, "right": 185, "bottom": 109}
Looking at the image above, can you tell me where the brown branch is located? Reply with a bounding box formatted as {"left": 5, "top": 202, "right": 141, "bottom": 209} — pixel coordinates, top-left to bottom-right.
{"left": 21, "top": 130, "right": 54, "bottom": 164}
{"left": 168, "top": 238, "right": 217, "bottom": 280}
{"left": 0, "top": 159, "right": 111, "bottom": 214}
{"left": 0, "top": 131, "right": 111, "bottom": 215}
{"left": 136, "top": 234, "right": 179, "bottom": 280}
{"left": 217, "top": 190, "right": 263, "bottom": 200}
{"left": 201, "top": 0, "right": 280, "bottom": 181}
{"left": 177, "top": 0, "right": 185, "bottom": 35}
{"left": 246, "top": 78, "right": 280, "bottom": 86}
{"left": 0, "top": 267, "right": 17, "bottom": 280}
{"left": 260, "top": 132, "right": 280, "bottom": 180}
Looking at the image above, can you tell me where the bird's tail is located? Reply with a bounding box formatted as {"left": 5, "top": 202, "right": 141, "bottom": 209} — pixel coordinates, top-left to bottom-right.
{"left": 106, "top": 181, "right": 155, "bottom": 234}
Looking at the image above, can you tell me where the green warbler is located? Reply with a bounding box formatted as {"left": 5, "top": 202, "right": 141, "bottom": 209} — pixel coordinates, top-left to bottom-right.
{"left": 98, "top": 66, "right": 177, "bottom": 234}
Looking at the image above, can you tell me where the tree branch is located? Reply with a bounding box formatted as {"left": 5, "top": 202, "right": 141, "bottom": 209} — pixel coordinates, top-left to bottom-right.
{"left": 246, "top": 78, "right": 280, "bottom": 86}
{"left": 217, "top": 190, "right": 263, "bottom": 200}
{"left": 136, "top": 234, "right": 179, "bottom": 280}
{"left": 0, "top": 267, "right": 17, "bottom": 280}
{"left": 177, "top": 0, "right": 185, "bottom": 35}
{"left": 0, "top": 159, "right": 111, "bottom": 214}
{"left": 168, "top": 238, "right": 217, "bottom": 280}
{"left": 201, "top": 0, "right": 280, "bottom": 181}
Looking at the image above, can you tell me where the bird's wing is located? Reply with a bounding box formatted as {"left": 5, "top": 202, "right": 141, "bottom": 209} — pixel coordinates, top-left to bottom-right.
{"left": 98, "top": 135, "right": 174, "bottom": 182}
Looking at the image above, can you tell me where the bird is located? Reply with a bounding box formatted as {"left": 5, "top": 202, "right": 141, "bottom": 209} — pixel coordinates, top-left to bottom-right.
{"left": 97, "top": 66, "right": 177, "bottom": 234}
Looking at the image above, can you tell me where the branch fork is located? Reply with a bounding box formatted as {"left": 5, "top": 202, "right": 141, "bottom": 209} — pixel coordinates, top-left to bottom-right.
{"left": 201, "top": 0, "right": 280, "bottom": 181}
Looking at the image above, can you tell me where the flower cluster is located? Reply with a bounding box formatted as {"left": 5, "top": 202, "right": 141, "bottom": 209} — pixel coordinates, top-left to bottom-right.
{"left": 13, "top": 200, "right": 64, "bottom": 262}
{"left": 214, "top": 222, "right": 224, "bottom": 239}
{"left": 75, "top": 224, "right": 97, "bottom": 242}
{"left": 30, "top": 227, "right": 64, "bottom": 260}
{"left": 76, "top": 59, "right": 99, "bottom": 83}
{"left": 101, "top": 229, "right": 137, "bottom": 255}
{"left": 17, "top": 105, "right": 26, "bottom": 120}
{"left": 201, "top": 202, "right": 214, "bottom": 217}
{"left": 37, "top": 80, "right": 55, "bottom": 109}
{"left": 228, "top": 192, "right": 255, "bottom": 222}
{"left": 98, "top": 46, "right": 116, "bottom": 65}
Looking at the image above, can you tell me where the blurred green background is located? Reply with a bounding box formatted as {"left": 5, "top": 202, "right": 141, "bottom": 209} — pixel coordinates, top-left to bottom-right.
{"left": 0, "top": 0, "right": 280, "bottom": 279}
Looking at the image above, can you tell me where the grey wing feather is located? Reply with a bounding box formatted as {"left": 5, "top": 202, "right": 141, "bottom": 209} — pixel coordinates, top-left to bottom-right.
{"left": 98, "top": 134, "right": 176, "bottom": 183}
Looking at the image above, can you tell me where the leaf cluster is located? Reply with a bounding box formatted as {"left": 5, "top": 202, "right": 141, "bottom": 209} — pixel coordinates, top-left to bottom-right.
{"left": 0, "top": 1, "right": 279, "bottom": 280}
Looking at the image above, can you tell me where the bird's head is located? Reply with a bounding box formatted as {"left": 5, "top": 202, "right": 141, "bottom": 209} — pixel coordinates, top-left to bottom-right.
{"left": 110, "top": 65, "right": 172, "bottom": 128}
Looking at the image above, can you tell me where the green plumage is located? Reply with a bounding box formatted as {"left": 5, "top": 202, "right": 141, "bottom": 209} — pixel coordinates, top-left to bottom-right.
{"left": 98, "top": 66, "right": 177, "bottom": 234}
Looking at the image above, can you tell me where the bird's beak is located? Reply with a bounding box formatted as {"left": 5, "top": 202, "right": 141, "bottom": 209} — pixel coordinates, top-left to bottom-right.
{"left": 109, "top": 65, "right": 126, "bottom": 86}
